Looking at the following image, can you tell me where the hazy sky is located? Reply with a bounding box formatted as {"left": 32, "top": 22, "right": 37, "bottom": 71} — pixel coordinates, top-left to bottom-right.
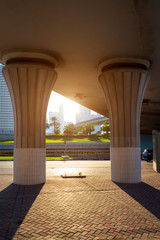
{"left": 47, "top": 91, "right": 80, "bottom": 123}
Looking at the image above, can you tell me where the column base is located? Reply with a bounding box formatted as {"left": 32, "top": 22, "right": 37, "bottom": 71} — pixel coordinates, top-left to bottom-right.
{"left": 111, "top": 147, "right": 141, "bottom": 183}
{"left": 14, "top": 148, "right": 46, "bottom": 185}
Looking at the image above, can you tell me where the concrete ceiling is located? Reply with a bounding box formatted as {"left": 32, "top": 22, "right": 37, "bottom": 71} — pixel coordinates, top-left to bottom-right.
{"left": 0, "top": 0, "right": 160, "bottom": 133}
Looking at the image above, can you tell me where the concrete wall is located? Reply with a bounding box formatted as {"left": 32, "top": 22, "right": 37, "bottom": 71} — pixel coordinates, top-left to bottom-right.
{"left": 0, "top": 134, "right": 14, "bottom": 142}
{"left": 140, "top": 134, "right": 152, "bottom": 152}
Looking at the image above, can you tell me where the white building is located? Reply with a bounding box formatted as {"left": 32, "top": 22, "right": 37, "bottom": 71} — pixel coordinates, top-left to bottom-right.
{"left": 75, "top": 105, "right": 103, "bottom": 134}
{"left": 76, "top": 105, "right": 102, "bottom": 123}
{"left": 0, "top": 65, "right": 14, "bottom": 140}
{"left": 47, "top": 104, "right": 65, "bottom": 134}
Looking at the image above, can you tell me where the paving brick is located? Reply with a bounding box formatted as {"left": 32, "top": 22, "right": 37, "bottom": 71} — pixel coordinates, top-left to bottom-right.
{"left": 0, "top": 161, "right": 160, "bottom": 239}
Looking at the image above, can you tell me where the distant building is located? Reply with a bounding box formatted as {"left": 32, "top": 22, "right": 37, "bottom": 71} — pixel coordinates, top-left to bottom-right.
{"left": 76, "top": 105, "right": 102, "bottom": 123}
{"left": 47, "top": 104, "right": 65, "bottom": 134}
{"left": 47, "top": 102, "right": 105, "bottom": 134}
{"left": 0, "top": 65, "right": 14, "bottom": 140}
{"left": 76, "top": 106, "right": 91, "bottom": 123}
{"left": 76, "top": 105, "right": 107, "bottom": 134}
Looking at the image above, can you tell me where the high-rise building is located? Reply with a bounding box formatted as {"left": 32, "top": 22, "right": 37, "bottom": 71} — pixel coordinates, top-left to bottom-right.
{"left": 48, "top": 104, "right": 65, "bottom": 134}
{"left": 76, "top": 105, "right": 102, "bottom": 123}
{"left": 0, "top": 65, "right": 14, "bottom": 140}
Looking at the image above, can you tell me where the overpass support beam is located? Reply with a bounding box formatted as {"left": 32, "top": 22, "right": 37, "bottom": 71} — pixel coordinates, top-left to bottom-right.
{"left": 99, "top": 58, "right": 150, "bottom": 183}
{"left": 2, "top": 50, "right": 57, "bottom": 185}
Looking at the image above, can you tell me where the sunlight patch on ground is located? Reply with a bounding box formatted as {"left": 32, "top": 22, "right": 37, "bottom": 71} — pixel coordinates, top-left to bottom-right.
{"left": 50, "top": 167, "right": 82, "bottom": 176}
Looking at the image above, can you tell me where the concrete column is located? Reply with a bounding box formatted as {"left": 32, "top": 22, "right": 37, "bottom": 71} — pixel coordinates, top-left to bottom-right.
{"left": 2, "top": 50, "right": 57, "bottom": 185}
{"left": 152, "top": 130, "right": 160, "bottom": 172}
{"left": 99, "top": 58, "right": 150, "bottom": 183}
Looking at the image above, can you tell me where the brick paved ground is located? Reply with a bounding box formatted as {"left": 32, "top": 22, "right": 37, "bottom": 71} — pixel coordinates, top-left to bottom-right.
{"left": 0, "top": 161, "right": 160, "bottom": 239}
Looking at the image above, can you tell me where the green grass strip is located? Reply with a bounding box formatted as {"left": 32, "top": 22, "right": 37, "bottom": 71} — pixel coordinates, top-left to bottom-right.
{"left": 46, "top": 137, "right": 110, "bottom": 143}
{"left": 0, "top": 156, "right": 14, "bottom": 160}
{"left": 46, "top": 156, "right": 64, "bottom": 160}
{"left": 0, "top": 140, "right": 14, "bottom": 143}
{"left": 0, "top": 156, "right": 67, "bottom": 161}
{"left": 0, "top": 136, "right": 110, "bottom": 144}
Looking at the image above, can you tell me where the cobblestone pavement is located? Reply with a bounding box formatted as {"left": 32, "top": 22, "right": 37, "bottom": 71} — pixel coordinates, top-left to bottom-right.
{"left": 0, "top": 161, "right": 160, "bottom": 239}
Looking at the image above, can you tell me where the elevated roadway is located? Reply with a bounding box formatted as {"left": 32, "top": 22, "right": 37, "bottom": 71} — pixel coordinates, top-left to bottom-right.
{"left": 75, "top": 116, "right": 108, "bottom": 128}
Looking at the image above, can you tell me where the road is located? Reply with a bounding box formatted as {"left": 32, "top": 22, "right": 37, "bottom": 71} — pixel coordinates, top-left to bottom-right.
{"left": 0, "top": 160, "right": 111, "bottom": 177}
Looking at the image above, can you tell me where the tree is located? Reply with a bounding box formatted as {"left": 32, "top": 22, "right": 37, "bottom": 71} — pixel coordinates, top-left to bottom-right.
{"left": 82, "top": 124, "right": 95, "bottom": 135}
{"left": 63, "top": 123, "right": 74, "bottom": 135}
{"left": 101, "top": 120, "right": 110, "bottom": 139}
{"left": 72, "top": 125, "right": 83, "bottom": 134}
{"left": 50, "top": 116, "right": 61, "bottom": 134}
{"left": 54, "top": 125, "right": 61, "bottom": 135}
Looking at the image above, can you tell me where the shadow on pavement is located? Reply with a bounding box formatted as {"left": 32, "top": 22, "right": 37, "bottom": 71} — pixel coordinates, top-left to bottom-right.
{"left": 115, "top": 182, "right": 160, "bottom": 219}
{"left": 0, "top": 183, "right": 44, "bottom": 239}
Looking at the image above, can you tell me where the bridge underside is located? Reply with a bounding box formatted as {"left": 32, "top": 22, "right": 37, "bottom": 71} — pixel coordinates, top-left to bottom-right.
{"left": 0, "top": 0, "right": 160, "bottom": 184}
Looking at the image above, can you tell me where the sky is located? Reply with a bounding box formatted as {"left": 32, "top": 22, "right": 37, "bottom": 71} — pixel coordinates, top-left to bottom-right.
{"left": 47, "top": 91, "right": 80, "bottom": 123}
{"left": 0, "top": 64, "right": 98, "bottom": 124}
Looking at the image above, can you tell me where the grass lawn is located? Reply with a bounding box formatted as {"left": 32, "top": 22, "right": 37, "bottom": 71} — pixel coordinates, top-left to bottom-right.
{"left": 0, "top": 156, "right": 14, "bottom": 160}
{"left": 0, "top": 136, "right": 110, "bottom": 143}
{"left": 46, "top": 138, "right": 110, "bottom": 143}
{"left": 46, "top": 156, "right": 64, "bottom": 160}
{"left": 46, "top": 135, "right": 110, "bottom": 143}
{"left": 0, "top": 156, "right": 65, "bottom": 161}
{"left": 0, "top": 140, "right": 14, "bottom": 143}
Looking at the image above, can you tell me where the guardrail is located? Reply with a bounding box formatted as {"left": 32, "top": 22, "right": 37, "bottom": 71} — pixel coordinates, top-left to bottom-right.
{"left": 0, "top": 142, "right": 110, "bottom": 158}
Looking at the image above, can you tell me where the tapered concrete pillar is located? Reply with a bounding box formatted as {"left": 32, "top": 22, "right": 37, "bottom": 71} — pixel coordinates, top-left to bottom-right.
{"left": 152, "top": 130, "right": 160, "bottom": 172}
{"left": 99, "top": 58, "right": 150, "bottom": 183}
{"left": 2, "top": 50, "right": 57, "bottom": 185}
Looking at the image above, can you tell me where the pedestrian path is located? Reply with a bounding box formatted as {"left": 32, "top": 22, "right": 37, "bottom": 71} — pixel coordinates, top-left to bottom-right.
{"left": 0, "top": 161, "right": 160, "bottom": 239}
